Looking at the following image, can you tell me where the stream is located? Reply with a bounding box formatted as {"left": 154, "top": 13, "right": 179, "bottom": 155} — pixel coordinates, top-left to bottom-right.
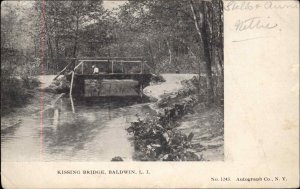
{"left": 1, "top": 74, "right": 208, "bottom": 162}
{"left": 1, "top": 95, "right": 156, "bottom": 162}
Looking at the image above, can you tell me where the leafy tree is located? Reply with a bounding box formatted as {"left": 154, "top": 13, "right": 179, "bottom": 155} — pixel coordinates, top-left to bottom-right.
{"left": 33, "top": 0, "right": 107, "bottom": 69}
{"left": 113, "top": 0, "right": 223, "bottom": 103}
{"left": 1, "top": 0, "right": 223, "bottom": 104}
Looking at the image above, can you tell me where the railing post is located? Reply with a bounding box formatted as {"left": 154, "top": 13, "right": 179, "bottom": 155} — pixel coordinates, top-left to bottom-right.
{"left": 112, "top": 60, "right": 114, "bottom": 73}
{"left": 81, "top": 62, "right": 84, "bottom": 74}
{"left": 69, "top": 71, "right": 75, "bottom": 113}
{"left": 70, "top": 71, "right": 75, "bottom": 96}
{"left": 70, "top": 95, "right": 75, "bottom": 113}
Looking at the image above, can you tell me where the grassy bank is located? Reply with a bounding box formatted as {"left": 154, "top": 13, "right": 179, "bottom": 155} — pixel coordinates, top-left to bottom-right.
{"left": 127, "top": 76, "right": 223, "bottom": 161}
{"left": 178, "top": 105, "right": 224, "bottom": 161}
{"left": 1, "top": 69, "right": 40, "bottom": 115}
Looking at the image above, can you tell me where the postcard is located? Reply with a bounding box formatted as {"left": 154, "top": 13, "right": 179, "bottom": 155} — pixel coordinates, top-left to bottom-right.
{"left": 1, "top": 0, "right": 299, "bottom": 188}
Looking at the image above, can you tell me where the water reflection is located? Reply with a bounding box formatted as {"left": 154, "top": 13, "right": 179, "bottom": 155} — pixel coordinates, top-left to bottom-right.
{"left": 1, "top": 95, "right": 153, "bottom": 162}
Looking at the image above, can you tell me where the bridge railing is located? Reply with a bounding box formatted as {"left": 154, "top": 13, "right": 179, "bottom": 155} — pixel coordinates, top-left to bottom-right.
{"left": 73, "top": 58, "right": 153, "bottom": 75}
{"left": 54, "top": 57, "right": 154, "bottom": 80}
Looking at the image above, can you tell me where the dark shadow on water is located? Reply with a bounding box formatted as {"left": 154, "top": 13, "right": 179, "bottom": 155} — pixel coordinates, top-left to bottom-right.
{"left": 71, "top": 96, "right": 151, "bottom": 109}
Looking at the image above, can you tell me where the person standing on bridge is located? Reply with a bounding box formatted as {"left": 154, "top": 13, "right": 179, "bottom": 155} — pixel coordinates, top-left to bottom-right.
{"left": 92, "top": 65, "right": 99, "bottom": 74}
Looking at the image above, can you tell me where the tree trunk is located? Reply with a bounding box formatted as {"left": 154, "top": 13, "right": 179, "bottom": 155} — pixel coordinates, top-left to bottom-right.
{"left": 47, "top": 38, "right": 53, "bottom": 73}
{"left": 217, "top": 48, "right": 223, "bottom": 77}
{"left": 201, "top": 2, "right": 214, "bottom": 103}
{"left": 53, "top": 6, "right": 60, "bottom": 59}
{"left": 189, "top": 0, "right": 203, "bottom": 89}
{"left": 189, "top": 0, "right": 214, "bottom": 104}
{"left": 47, "top": 37, "right": 53, "bottom": 60}
{"left": 166, "top": 40, "right": 172, "bottom": 65}
{"left": 55, "top": 37, "right": 59, "bottom": 58}
{"left": 72, "top": 16, "right": 79, "bottom": 69}
{"left": 148, "top": 40, "right": 155, "bottom": 68}
{"left": 73, "top": 37, "right": 78, "bottom": 58}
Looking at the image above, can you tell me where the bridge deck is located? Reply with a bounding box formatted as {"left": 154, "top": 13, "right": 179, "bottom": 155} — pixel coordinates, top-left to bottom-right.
{"left": 65, "top": 58, "right": 154, "bottom": 97}
{"left": 68, "top": 73, "right": 153, "bottom": 97}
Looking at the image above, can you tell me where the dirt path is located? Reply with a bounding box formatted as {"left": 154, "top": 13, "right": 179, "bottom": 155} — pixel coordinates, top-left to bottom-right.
{"left": 37, "top": 75, "right": 57, "bottom": 89}
{"left": 144, "top": 74, "right": 197, "bottom": 100}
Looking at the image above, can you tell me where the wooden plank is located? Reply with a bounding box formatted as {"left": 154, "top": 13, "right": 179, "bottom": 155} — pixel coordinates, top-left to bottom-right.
{"left": 79, "top": 60, "right": 144, "bottom": 63}
{"left": 79, "top": 60, "right": 110, "bottom": 62}
{"left": 74, "top": 61, "right": 83, "bottom": 70}
{"left": 79, "top": 57, "right": 143, "bottom": 59}
{"left": 53, "top": 61, "right": 73, "bottom": 80}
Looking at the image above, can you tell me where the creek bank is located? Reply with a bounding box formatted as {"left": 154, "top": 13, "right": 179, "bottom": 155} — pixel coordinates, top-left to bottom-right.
{"left": 1, "top": 75, "right": 64, "bottom": 130}
{"left": 43, "top": 75, "right": 70, "bottom": 93}
{"left": 127, "top": 75, "right": 209, "bottom": 161}
{"left": 178, "top": 105, "right": 224, "bottom": 161}
{"left": 43, "top": 74, "right": 165, "bottom": 94}
{"left": 1, "top": 76, "right": 41, "bottom": 116}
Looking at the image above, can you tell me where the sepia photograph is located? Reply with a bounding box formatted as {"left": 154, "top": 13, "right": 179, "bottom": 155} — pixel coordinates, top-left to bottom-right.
{"left": 1, "top": 0, "right": 299, "bottom": 188}
{"left": 1, "top": 0, "right": 223, "bottom": 162}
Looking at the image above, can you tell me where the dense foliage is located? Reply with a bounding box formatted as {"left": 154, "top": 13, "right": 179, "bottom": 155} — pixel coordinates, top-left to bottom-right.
{"left": 1, "top": 0, "right": 223, "bottom": 109}
{"left": 1, "top": 69, "right": 40, "bottom": 115}
{"left": 127, "top": 76, "right": 209, "bottom": 161}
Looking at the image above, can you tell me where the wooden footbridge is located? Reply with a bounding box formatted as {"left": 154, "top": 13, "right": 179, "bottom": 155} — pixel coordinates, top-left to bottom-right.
{"left": 62, "top": 57, "right": 154, "bottom": 98}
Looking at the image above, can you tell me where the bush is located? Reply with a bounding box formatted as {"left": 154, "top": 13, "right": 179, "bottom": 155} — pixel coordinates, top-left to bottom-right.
{"left": 1, "top": 68, "right": 40, "bottom": 115}
{"left": 127, "top": 76, "right": 219, "bottom": 161}
{"left": 127, "top": 85, "right": 202, "bottom": 161}
{"left": 21, "top": 76, "right": 40, "bottom": 89}
{"left": 111, "top": 156, "right": 124, "bottom": 161}
{"left": 45, "top": 76, "right": 70, "bottom": 93}
{"left": 127, "top": 114, "right": 202, "bottom": 161}
{"left": 150, "top": 74, "right": 166, "bottom": 83}
{"left": 155, "top": 54, "right": 198, "bottom": 74}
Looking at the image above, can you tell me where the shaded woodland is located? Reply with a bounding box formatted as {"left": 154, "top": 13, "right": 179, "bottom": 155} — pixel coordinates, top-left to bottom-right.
{"left": 1, "top": 0, "right": 223, "bottom": 109}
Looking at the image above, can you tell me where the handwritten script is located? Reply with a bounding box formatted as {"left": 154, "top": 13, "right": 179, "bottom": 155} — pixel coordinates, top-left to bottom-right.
{"left": 225, "top": 1, "right": 299, "bottom": 11}
{"left": 235, "top": 17, "right": 277, "bottom": 32}
{"left": 225, "top": 1, "right": 299, "bottom": 41}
